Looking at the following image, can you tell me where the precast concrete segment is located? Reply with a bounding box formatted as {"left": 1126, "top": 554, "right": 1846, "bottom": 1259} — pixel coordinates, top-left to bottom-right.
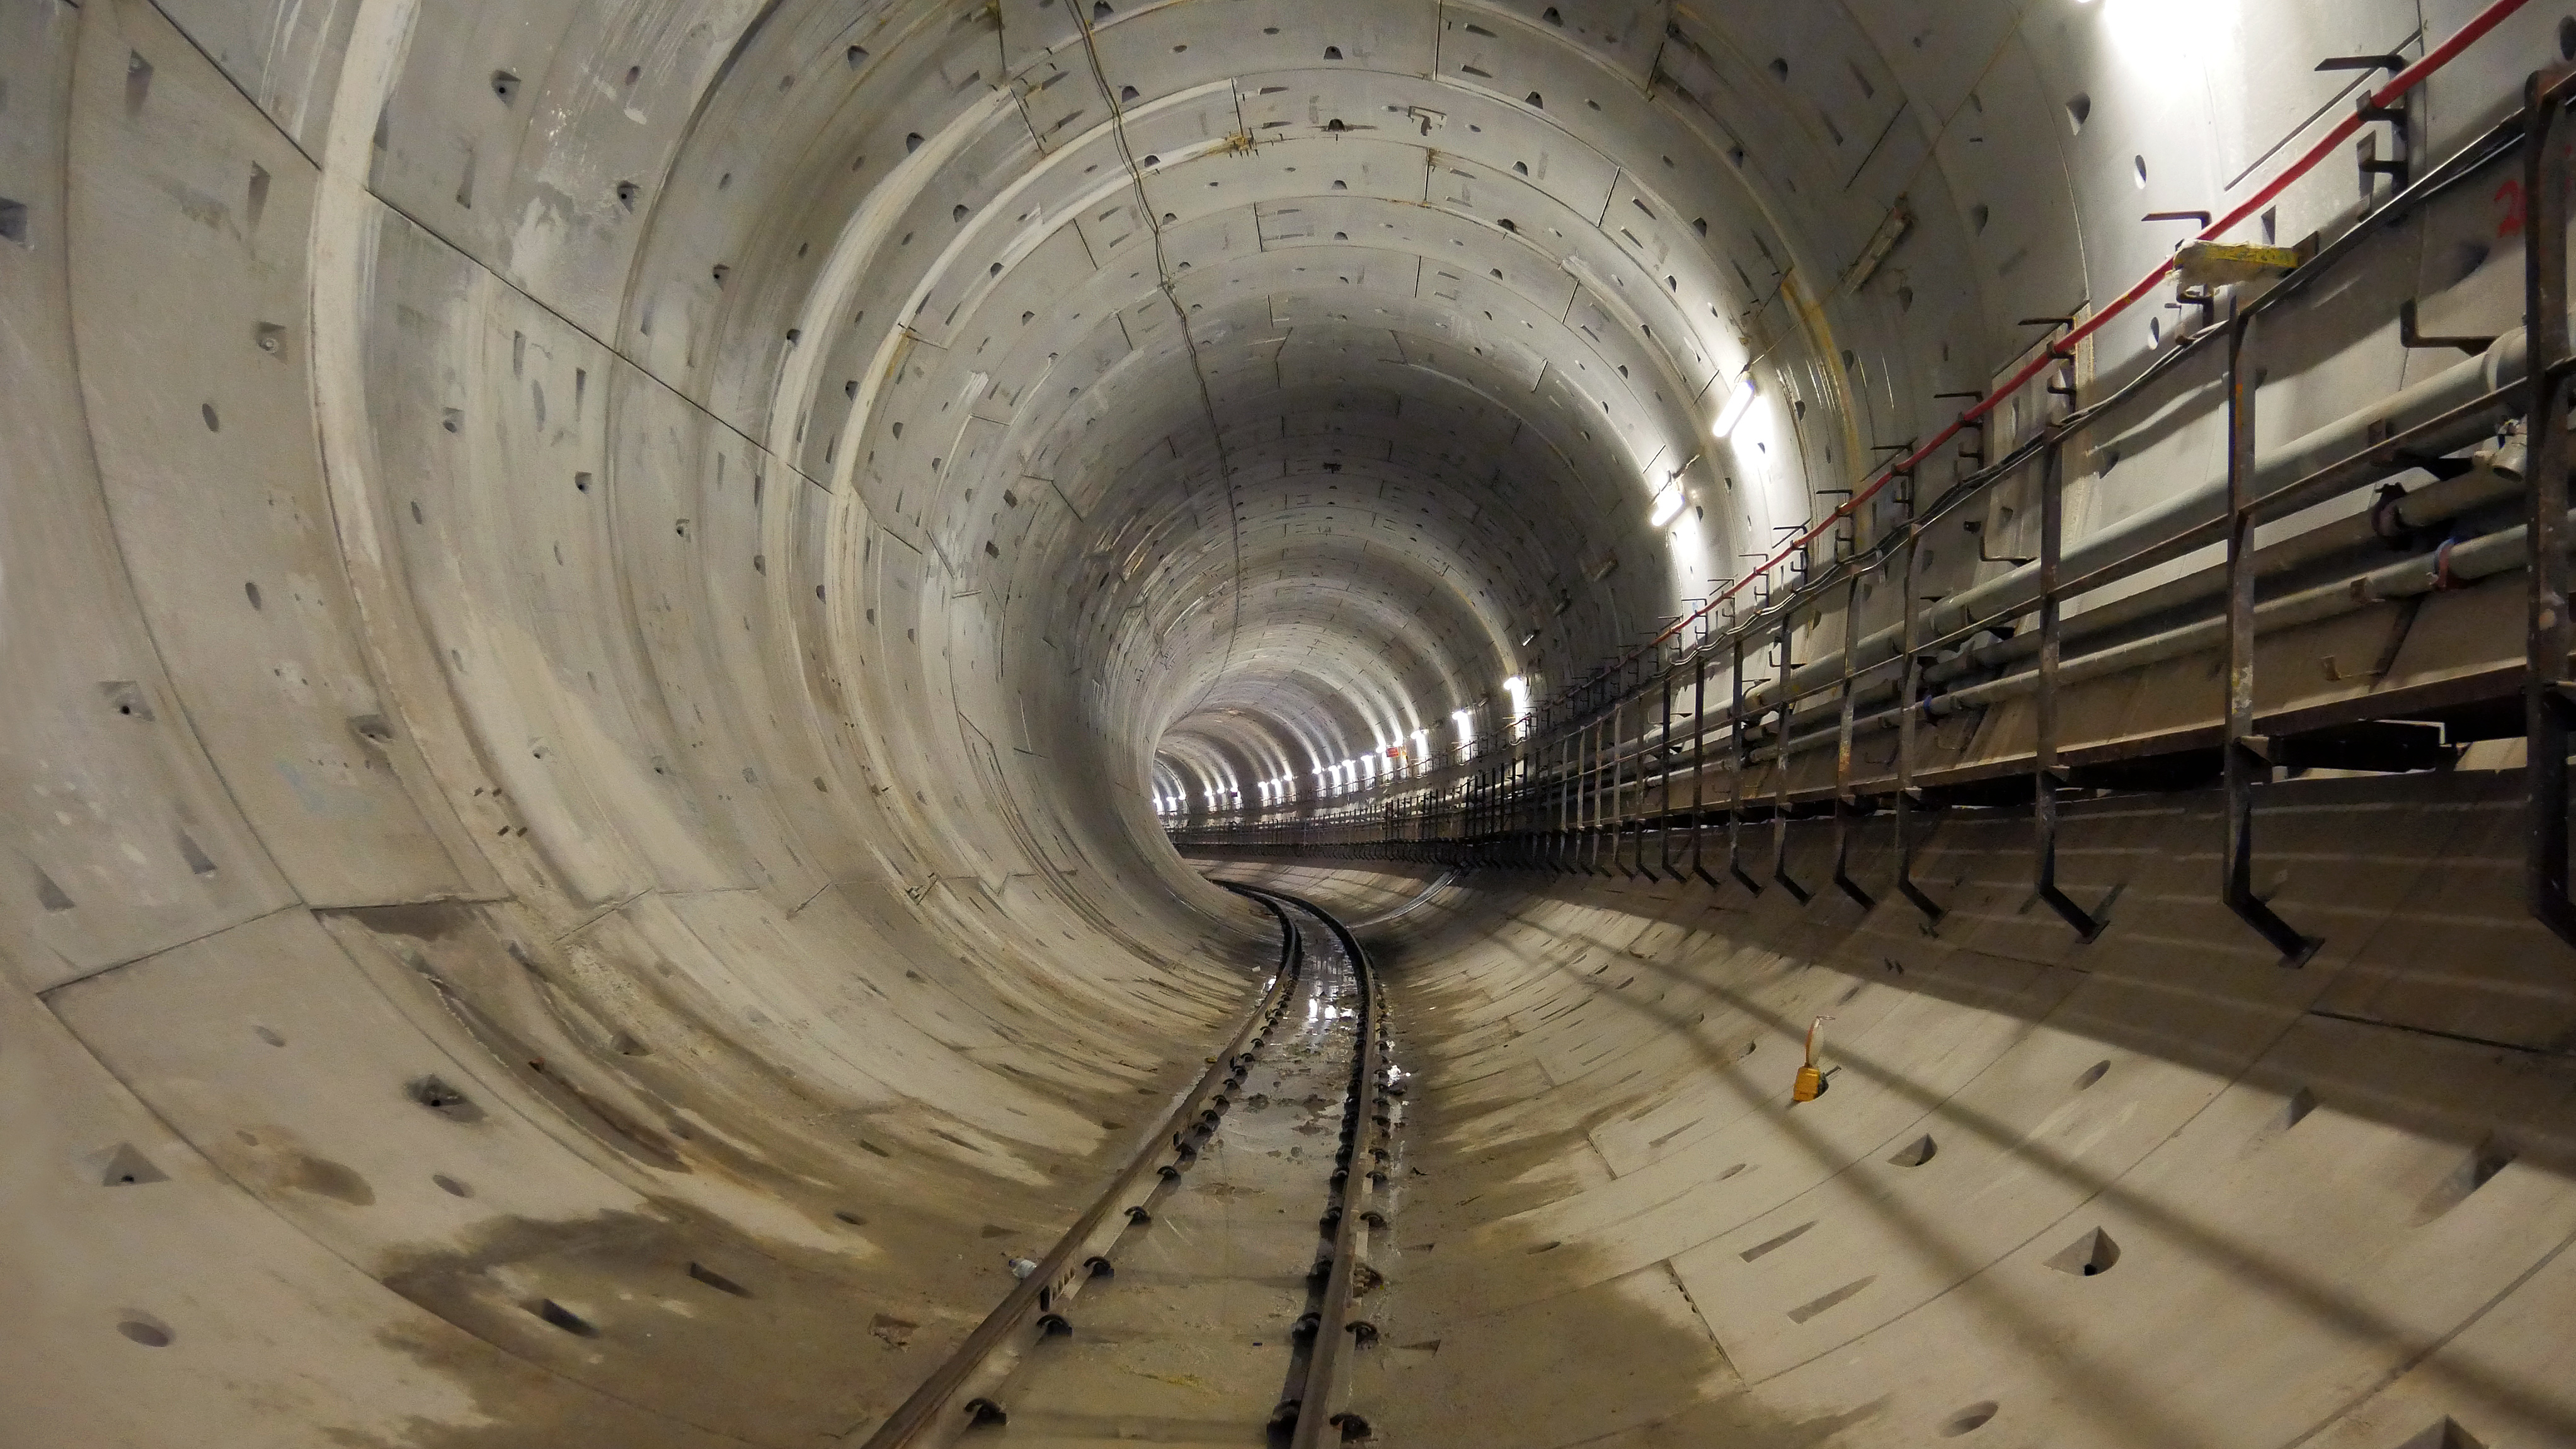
{"left": 9, "top": 0, "right": 2576, "bottom": 1445}
{"left": 1196, "top": 771, "right": 2576, "bottom": 1448}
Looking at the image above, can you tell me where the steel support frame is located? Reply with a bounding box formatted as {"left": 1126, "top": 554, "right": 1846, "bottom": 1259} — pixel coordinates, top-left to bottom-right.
{"left": 2526, "top": 66, "right": 2576, "bottom": 949}
{"left": 1657, "top": 658, "right": 1678, "bottom": 881}
{"left": 1772, "top": 606, "right": 1813, "bottom": 903}
{"left": 2219, "top": 304, "right": 2320, "bottom": 964}
{"left": 1892, "top": 472, "right": 1945, "bottom": 924}
{"left": 1831, "top": 576, "right": 1877, "bottom": 910}
{"left": 1691, "top": 639, "right": 1722, "bottom": 887}
{"left": 1728, "top": 635, "right": 1765, "bottom": 895}
{"left": 2034, "top": 435, "right": 2107, "bottom": 941}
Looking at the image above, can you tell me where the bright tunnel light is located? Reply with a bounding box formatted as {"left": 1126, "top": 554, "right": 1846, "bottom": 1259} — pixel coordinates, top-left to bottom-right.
{"left": 1649, "top": 481, "right": 1685, "bottom": 527}
{"left": 1712, "top": 376, "right": 1757, "bottom": 440}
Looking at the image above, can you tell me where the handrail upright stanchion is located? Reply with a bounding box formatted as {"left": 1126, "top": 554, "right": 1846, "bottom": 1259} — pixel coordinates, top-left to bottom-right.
{"left": 2526, "top": 66, "right": 2576, "bottom": 948}
{"left": 1691, "top": 633, "right": 1720, "bottom": 887}
{"left": 1583, "top": 713, "right": 1604, "bottom": 876}
{"left": 1772, "top": 604, "right": 1814, "bottom": 903}
{"left": 1831, "top": 576, "right": 1876, "bottom": 910}
{"left": 2035, "top": 433, "right": 2107, "bottom": 941}
{"left": 1728, "top": 633, "right": 1764, "bottom": 895}
{"left": 2218, "top": 301, "right": 2319, "bottom": 963}
{"left": 1659, "top": 655, "right": 1678, "bottom": 883}
{"left": 1893, "top": 470, "right": 1945, "bottom": 924}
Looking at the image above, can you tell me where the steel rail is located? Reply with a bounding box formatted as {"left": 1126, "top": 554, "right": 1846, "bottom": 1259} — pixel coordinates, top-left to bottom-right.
{"left": 855, "top": 889, "right": 1303, "bottom": 1447}
{"left": 1230, "top": 886, "right": 1392, "bottom": 1448}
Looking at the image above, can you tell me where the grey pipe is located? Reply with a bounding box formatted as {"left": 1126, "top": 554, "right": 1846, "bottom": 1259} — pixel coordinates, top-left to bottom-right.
{"left": 1739, "top": 505, "right": 2565, "bottom": 768}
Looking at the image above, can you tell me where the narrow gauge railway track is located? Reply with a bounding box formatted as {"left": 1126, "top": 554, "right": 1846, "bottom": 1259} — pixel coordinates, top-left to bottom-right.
{"left": 857, "top": 884, "right": 1401, "bottom": 1448}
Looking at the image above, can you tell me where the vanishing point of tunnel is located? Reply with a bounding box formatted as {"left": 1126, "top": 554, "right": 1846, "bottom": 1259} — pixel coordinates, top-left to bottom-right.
{"left": 7, "top": 0, "right": 2576, "bottom": 1445}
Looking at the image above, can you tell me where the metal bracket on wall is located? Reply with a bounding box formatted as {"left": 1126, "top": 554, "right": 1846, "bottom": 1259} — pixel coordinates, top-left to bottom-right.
{"left": 1930, "top": 394, "right": 1986, "bottom": 468}
{"left": 2398, "top": 297, "right": 2497, "bottom": 355}
{"left": 2320, "top": 54, "right": 2412, "bottom": 204}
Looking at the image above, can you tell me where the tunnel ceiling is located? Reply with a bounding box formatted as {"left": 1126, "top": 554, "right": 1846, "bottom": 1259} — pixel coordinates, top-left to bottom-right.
{"left": 537, "top": 0, "right": 1962, "bottom": 825}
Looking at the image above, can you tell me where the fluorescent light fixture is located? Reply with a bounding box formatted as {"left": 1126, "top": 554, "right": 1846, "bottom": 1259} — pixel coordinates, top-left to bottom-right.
{"left": 1650, "top": 481, "right": 1685, "bottom": 526}
{"left": 1712, "top": 376, "right": 1757, "bottom": 439}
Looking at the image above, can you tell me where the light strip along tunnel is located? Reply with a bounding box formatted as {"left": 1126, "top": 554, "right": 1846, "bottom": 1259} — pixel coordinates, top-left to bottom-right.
{"left": 5, "top": 0, "right": 2576, "bottom": 1445}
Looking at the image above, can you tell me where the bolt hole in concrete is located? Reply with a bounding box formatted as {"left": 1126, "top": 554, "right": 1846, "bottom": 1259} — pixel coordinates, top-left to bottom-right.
{"left": 116, "top": 1317, "right": 173, "bottom": 1348}
{"left": 687, "top": 1262, "right": 753, "bottom": 1297}
{"left": 1940, "top": 1400, "right": 1999, "bottom": 1436}
{"left": 2412, "top": 1136, "right": 2519, "bottom": 1225}
{"left": 2045, "top": 1227, "right": 2120, "bottom": 1277}
{"left": 1887, "top": 1134, "right": 1937, "bottom": 1167}
{"left": 530, "top": 1299, "right": 598, "bottom": 1337}
{"left": 2402, "top": 1416, "right": 2490, "bottom": 1449}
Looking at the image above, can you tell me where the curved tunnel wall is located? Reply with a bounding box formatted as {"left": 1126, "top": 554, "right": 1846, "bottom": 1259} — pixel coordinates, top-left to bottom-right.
{"left": 3, "top": 0, "right": 2574, "bottom": 1445}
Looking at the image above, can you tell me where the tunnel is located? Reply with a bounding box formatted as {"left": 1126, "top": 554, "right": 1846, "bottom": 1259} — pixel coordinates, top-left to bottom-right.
{"left": 8, "top": 0, "right": 2576, "bottom": 1444}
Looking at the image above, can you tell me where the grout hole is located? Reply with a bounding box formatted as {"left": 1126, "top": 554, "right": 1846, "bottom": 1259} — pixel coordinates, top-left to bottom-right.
{"left": 255, "top": 1024, "right": 286, "bottom": 1046}
{"left": 835, "top": 1210, "right": 868, "bottom": 1226}
{"left": 0, "top": 197, "right": 26, "bottom": 246}
{"left": 2064, "top": 93, "right": 2090, "bottom": 132}
{"left": 409, "top": 1075, "right": 486, "bottom": 1123}
{"left": 98, "top": 1143, "right": 168, "bottom": 1187}
{"left": 433, "top": 1172, "right": 473, "bottom": 1197}
{"left": 202, "top": 403, "right": 220, "bottom": 432}
{"left": 2073, "top": 1060, "right": 2109, "bottom": 1091}
{"left": 117, "top": 1317, "right": 172, "bottom": 1348}
{"left": 1886, "top": 1135, "right": 1937, "bottom": 1167}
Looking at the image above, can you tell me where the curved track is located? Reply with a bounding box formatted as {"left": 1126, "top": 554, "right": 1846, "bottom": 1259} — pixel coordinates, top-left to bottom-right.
{"left": 863, "top": 885, "right": 1400, "bottom": 1447}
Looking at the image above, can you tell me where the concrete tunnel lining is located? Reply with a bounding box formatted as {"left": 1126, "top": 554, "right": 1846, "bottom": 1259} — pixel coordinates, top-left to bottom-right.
{"left": 5, "top": 0, "right": 2576, "bottom": 1445}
